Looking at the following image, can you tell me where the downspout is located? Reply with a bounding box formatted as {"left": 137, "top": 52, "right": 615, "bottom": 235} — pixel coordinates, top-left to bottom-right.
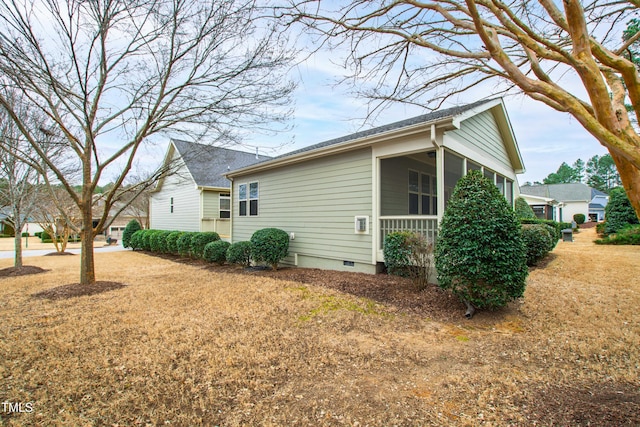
{"left": 228, "top": 176, "right": 234, "bottom": 243}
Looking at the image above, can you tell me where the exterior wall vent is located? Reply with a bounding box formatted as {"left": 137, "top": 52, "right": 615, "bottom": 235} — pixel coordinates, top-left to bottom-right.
{"left": 354, "top": 216, "right": 369, "bottom": 234}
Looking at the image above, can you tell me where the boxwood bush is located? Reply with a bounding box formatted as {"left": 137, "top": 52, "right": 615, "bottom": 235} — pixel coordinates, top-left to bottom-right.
{"left": 226, "top": 241, "right": 253, "bottom": 267}
{"left": 150, "top": 230, "right": 172, "bottom": 253}
{"left": 166, "top": 231, "right": 184, "bottom": 254}
{"left": 435, "top": 170, "right": 528, "bottom": 317}
{"left": 250, "top": 228, "right": 289, "bottom": 270}
{"left": 521, "top": 224, "right": 554, "bottom": 266}
{"left": 141, "top": 229, "right": 160, "bottom": 251}
{"left": 122, "top": 220, "right": 142, "bottom": 248}
{"left": 203, "top": 240, "right": 230, "bottom": 264}
{"left": 573, "top": 213, "right": 586, "bottom": 225}
{"left": 519, "top": 218, "right": 571, "bottom": 242}
{"left": 130, "top": 230, "right": 144, "bottom": 250}
{"left": 383, "top": 231, "right": 413, "bottom": 277}
{"left": 190, "top": 232, "right": 220, "bottom": 259}
{"left": 177, "top": 232, "right": 197, "bottom": 257}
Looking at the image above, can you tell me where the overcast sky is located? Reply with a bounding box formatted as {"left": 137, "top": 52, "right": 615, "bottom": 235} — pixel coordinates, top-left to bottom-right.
{"left": 233, "top": 50, "right": 609, "bottom": 187}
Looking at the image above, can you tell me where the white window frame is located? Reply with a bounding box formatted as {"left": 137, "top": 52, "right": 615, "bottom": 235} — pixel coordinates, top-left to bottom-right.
{"left": 238, "top": 182, "right": 259, "bottom": 217}
{"left": 219, "top": 193, "right": 230, "bottom": 219}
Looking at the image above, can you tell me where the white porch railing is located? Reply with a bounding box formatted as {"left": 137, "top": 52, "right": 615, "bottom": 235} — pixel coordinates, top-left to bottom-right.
{"left": 379, "top": 216, "right": 438, "bottom": 249}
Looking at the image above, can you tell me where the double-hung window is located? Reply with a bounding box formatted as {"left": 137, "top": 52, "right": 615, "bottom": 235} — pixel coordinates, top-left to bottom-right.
{"left": 238, "top": 182, "right": 258, "bottom": 216}
{"left": 219, "top": 193, "right": 230, "bottom": 218}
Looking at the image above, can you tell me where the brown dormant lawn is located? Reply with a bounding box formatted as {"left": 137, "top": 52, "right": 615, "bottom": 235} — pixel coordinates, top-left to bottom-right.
{"left": 1, "top": 227, "right": 639, "bottom": 425}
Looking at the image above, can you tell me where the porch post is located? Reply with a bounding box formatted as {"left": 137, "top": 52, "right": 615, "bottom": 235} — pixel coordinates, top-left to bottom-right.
{"left": 435, "top": 138, "right": 445, "bottom": 223}
{"left": 372, "top": 155, "right": 380, "bottom": 265}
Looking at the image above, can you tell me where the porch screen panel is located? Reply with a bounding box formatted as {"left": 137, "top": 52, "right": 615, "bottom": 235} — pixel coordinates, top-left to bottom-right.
{"left": 444, "top": 151, "right": 464, "bottom": 209}
{"left": 467, "top": 160, "right": 482, "bottom": 172}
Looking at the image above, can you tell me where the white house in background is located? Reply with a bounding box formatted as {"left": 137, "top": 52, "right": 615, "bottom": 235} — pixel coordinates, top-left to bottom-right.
{"left": 226, "top": 98, "right": 525, "bottom": 274}
{"left": 519, "top": 182, "right": 608, "bottom": 222}
{"left": 150, "top": 140, "right": 268, "bottom": 238}
{"left": 520, "top": 193, "right": 559, "bottom": 220}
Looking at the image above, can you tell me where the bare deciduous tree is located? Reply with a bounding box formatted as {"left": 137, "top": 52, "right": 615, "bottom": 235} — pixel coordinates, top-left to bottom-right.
{"left": 0, "top": 91, "right": 64, "bottom": 267}
{"left": 0, "top": 0, "right": 295, "bottom": 285}
{"left": 288, "top": 0, "right": 640, "bottom": 217}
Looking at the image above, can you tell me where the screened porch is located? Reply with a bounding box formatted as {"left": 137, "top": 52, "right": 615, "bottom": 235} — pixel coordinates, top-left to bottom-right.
{"left": 377, "top": 148, "right": 515, "bottom": 253}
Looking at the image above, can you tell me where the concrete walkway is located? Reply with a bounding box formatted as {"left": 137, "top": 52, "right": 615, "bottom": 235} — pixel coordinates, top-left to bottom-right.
{"left": 0, "top": 242, "right": 127, "bottom": 259}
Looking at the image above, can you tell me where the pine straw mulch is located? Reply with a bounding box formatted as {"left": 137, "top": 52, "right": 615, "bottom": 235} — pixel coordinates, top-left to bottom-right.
{"left": 0, "top": 265, "right": 48, "bottom": 278}
{"left": 31, "top": 281, "right": 127, "bottom": 300}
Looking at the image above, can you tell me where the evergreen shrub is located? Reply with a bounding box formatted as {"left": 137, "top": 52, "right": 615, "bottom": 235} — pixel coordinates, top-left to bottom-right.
{"left": 383, "top": 231, "right": 434, "bottom": 290}
{"left": 177, "top": 232, "right": 196, "bottom": 257}
{"left": 515, "top": 197, "right": 536, "bottom": 219}
{"left": 190, "top": 232, "right": 220, "bottom": 258}
{"left": 573, "top": 213, "right": 586, "bottom": 225}
{"left": 203, "top": 240, "right": 230, "bottom": 264}
{"left": 122, "top": 220, "right": 142, "bottom": 248}
{"left": 250, "top": 228, "right": 289, "bottom": 270}
{"left": 226, "top": 241, "right": 253, "bottom": 267}
{"left": 595, "top": 225, "right": 640, "bottom": 245}
{"left": 435, "top": 170, "right": 528, "bottom": 315}
{"left": 130, "top": 230, "right": 144, "bottom": 250}
{"left": 166, "top": 231, "right": 184, "bottom": 254}
{"left": 604, "top": 187, "right": 639, "bottom": 235}
{"left": 521, "top": 224, "right": 554, "bottom": 265}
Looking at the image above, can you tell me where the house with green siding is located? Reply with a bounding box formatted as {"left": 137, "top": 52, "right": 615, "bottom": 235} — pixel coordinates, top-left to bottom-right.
{"left": 150, "top": 140, "right": 269, "bottom": 238}
{"left": 226, "top": 98, "right": 525, "bottom": 273}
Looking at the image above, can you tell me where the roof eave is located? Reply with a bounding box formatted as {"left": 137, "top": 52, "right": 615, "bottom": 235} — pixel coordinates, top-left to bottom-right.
{"left": 226, "top": 117, "right": 455, "bottom": 178}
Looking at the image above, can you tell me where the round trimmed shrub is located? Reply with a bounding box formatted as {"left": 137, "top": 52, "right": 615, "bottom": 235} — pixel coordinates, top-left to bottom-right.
{"left": 250, "top": 228, "right": 289, "bottom": 270}
{"left": 521, "top": 224, "right": 554, "bottom": 266}
{"left": 122, "top": 220, "right": 142, "bottom": 248}
{"left": 150, "top": 230, "right": 173, "bottom": 253}
{"left": 226, "top": 241, "right": 253, "bottom": 267}
{"left": 435, "top": 170, "right": 528, "bottom": 315}
{"left": 190, "top": 232, "right": 220, "bottom": 259}
{"left": 177, "top": 232, "right": 197, "bottom": 257}
{"left": 515, "top": 197, "right": 536, "bottom": 219}
{"left": 573, "top": 213, "right": 586, "bottom": 225}
{"left": 141, "top": 229, "right": 160, "bottom": 251}
{"left": 203, "top": 240, "right": 231, "bottom": 264}
{"left": 166, "top": 231, "right": 184, "bottom": 254}
{"left": 130, "top": 229, "right": 144, "bottom": 250}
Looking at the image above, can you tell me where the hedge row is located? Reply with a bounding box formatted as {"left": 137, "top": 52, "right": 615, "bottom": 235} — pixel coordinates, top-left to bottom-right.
{"left": 129, "top": 228, "right": 289, "bottom": 269}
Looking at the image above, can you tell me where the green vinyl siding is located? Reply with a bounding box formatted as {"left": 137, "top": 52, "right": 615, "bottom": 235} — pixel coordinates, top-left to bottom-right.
{"left": 232, "top": 148, "right": 373, "bottom": 266}
{"left": 448, "top": 110, "right": 512, "bottom": 171}
{"left": 202, "top": 190, "right": 220, "bottom": 218}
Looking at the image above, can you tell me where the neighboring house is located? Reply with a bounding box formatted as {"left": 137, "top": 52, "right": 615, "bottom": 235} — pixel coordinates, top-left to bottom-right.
{"left": 92, "top": 197, "right": 148, "bottom": 240}
{"left": 519, "top": 182, "right": 605, "bottom": 222}
{"left": 226, "top": 98, "right": 525, "bottom": 274}
{"left": 519, "top": 194, "right": 559, "bottom": 220}
{"left": 150, "top": 140, "right": 268, "bottom": 237}
{"left": 0, "top": 207, "right": 45, "bottom": 236}
{"left": 589, "top": 188, "right": 609, "bottom": 222}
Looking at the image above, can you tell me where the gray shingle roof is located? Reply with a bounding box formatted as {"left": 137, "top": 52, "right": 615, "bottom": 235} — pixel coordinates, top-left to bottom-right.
{"left": 172, "top": 140, "right": 269, "bottom": 188}
{"left": 267, "top": 98, "right": 497, "bottom": 161}
{"left": 520, "top": 183, "right": 593, "bottom": 202}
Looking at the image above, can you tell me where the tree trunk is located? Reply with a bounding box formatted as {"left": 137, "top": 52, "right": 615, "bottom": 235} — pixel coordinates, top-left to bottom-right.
{"left": 80, "top": 203, "right": 96, "bottom": 285}
{"left": 610, "top": 151, "right": 640, "bottom": 220}
{"left": 13, "top": 230, "right": 22, "bottom": 268}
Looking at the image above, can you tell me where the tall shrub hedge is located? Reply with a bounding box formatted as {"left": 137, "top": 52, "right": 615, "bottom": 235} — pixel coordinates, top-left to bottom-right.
{"left": 435, "top": 170, "right": 528, "bottom": 317}
{"left": 515, "top": 197, "right": 536, "bottom": 219}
